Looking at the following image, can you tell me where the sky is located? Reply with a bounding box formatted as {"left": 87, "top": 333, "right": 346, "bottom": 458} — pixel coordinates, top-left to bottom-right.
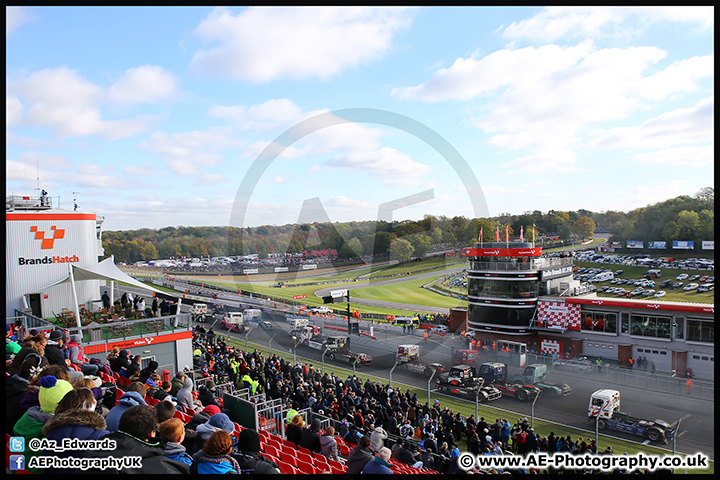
{"left": 6, "top": 6, "right": 714, "bottom": 232}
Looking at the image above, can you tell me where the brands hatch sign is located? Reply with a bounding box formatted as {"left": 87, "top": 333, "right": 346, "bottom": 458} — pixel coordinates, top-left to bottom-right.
{"left": 19, "top": 225, "right": 80, "bottom": 266}
{"left": 540, "top": 265, "right": 574, "bottom": 280}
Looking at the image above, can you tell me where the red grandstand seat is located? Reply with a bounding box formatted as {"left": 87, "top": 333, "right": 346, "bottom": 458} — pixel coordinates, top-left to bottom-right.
{"left": 99, "top": 372, "right": 113, "bottom": 384}
{"left": 149, "top": 397, "right": 160, "bottom": 406}
{"left": 262, "top": 445, "right": 280, "bottom": 458}
{"left": 337, "top": 442, "right": 350, "bottom": 457}
{"left": 114, "top": 388, "right": 125, "bottom": 406}
{"left": 296, "top": 450, "right": 313, "bottom": 466}
{"left": 329, "top": 459, "right": 345, "bottom": 474}
{"left": 278, "top": 462, "right": 298, "bottom": 474}
{"left": 279, "top": 451, "right": 298, "bottom": 467}
{"left": 233, "top": 422, "right": 243, "bottom": 433}
{"left": 192, "top": 391, "right": 199, "bottom": 400}
{"left": 297, "top": 461, "right": 317, "bottom": 474}
{"left": 298, "top": 446, "right": 312, "bottom": 457}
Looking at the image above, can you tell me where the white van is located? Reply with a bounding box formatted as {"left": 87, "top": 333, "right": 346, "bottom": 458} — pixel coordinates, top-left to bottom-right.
{"left": 289, "top": 318, "right": 309, "bottom": 329}
{"left": 590, "top": 271, "right": 614, "bottom": 283}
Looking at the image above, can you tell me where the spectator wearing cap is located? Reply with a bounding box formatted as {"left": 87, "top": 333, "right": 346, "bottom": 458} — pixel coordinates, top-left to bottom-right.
{"left": 67, "top": 334, "right": 99, "bottom": 376}
{"left": 13, "top": 375, "right": 73, "bottom": 472}
{"left": 362, "top": 447, "right": 394, "bottom": 474}
{"left": 197, "top": 379, "right": 220, "bottom": 408}
{"left": 105, "top": 381, "right": 148, "bottom": 432}
{"left": 186, "top": 405, "right": 220, "bottom": 432}
{"left": 191, "top": 412, "right": 235, "bottom": 455}
{"left": 232, "top": 428, "right": 280, "bottom": 474}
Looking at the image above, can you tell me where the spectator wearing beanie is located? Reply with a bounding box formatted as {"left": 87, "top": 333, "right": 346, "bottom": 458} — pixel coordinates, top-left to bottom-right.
{"left": 138, "top": 360, "right": 159, "bottom": 384}
{"left": 300, "top": 418, "right": 323, "bottom": 454}
{"left": 13, "top": 376, "right": 73, "bottom": 473}
{"left": 191, "top": 412, "right": 234, "bottom": 455}
{"left": 197, "top": 379, "right": 220, "bottom": 408}
{"left": 232, "top": 428, "right": 280, "bottom": 474}
{"left": 105, "top": 381, "right": 148, "bottom": 432}
{"left": 158, "top": 418, "right": 193, "bottom": 466}
{"left": 187, "top": 405, "right": 220, "bottom": 431}
{"left": 110, "top": 349, "right": 130, "bottom": 374}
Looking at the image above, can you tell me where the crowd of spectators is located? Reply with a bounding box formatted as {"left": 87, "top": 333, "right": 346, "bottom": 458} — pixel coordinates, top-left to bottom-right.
{"left": 6, "top": 322, "right": 662, "bottom": 475}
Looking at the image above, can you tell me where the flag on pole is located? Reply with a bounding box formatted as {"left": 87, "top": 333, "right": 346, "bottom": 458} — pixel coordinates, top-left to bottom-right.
{"left": 520, "top": 226, "right": 524, "bottom": 242}
{"left": 505, "top": 225, "right": 509, "bottom": 243}
{"left": 478, "top": 228, "right": 482, "bottom": 242}
{"left": 496, "top": 226, "right": 500, "bottom": 242}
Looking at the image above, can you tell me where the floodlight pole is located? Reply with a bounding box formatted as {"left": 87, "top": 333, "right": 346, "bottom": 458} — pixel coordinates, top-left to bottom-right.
{"left": 389, "top": 361, "right": 399, "bottom": 387}
{"left": 427, "top": 368, "right": 436, "bottom": 404}
{"left": 530, "top": 390, "right": 540, "bottom": 429}
{"left": 322, "top": 345, "right": 328, "bottom": 375}
{"left": 268, "top": 334, "right": 276, "bottom": 357}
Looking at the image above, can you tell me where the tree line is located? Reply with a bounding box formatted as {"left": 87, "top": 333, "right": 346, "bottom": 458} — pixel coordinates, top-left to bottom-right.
{"left": 101, "top": 188, "right": 712, "bottom": 264}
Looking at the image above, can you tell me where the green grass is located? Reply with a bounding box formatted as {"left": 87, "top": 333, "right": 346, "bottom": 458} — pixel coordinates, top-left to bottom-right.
{"left": 225, "top": 335, "right": 713, "bottom": 475}
{"left": 350, "top": 275, "right": 467, "bottom": 308}
{"left": 574, "top": 261, "right": 714, "bottom": 303}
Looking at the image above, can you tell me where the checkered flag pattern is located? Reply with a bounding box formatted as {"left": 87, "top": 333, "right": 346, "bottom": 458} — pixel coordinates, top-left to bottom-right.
{"left": 536, "top": 301, "right": 581, "bottom": 330}
{"left": 540, "top": 339, "right": 563, "bottom": 355}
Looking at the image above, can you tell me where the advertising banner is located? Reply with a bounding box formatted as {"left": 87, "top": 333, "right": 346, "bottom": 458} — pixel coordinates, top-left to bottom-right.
{"left": 626, "top": 240, "right": 644, "bottom": 249}
{"left": 302, "top": 264, "right": 318, "bottom": 270}
{"left": 648, "top": 241, "right": 666, "bottom": 249}
{"left": 274, "top": 267, "right": 289, "bottom": 272}
{"left": 243, "top": 268, "right": 259, "bottom": 274}
{"left": 465, "top": 247, "right": 542, "bottom": 257}
{"left": 702, "top": 241, "right": 714, "bottom": 250}
{"left": 672, "top": 241, "right": 694, "bottom": 250}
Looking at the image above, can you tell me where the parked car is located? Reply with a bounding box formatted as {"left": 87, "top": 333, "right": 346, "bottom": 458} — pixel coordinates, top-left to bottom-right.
{"left": 688, "top": 275, "right": 701, "bottom": 282}
{"left": 699, "top": 275, "right": 710, "bottom": 282}
{"left": 696, "top": 284, "right": 714, "bottom": 293}
{"left": 641, "top": 289, "right": 656, "bottom": 297}
{"left": 653, "top": 290, "right": 667, "bottom": 298}
{"left": 672, "top": 282, "right": 684, "bottom": 289}
{"left": 707, "top": 277, "right": 715, "bottom": 283}
{"left": 659, "top": 279, "right": 673, "bottom": 288}
{"left": 676, "top": 273, "right": 688, "bottom": 280}
{"left": 429, "top": 325, "right": 449, "bottom": 334}
{"left": 683, "top": 283, "right": 699, "bottom": 291}
{"left": 614, "top": 270, "right": 623, "bottom": 276}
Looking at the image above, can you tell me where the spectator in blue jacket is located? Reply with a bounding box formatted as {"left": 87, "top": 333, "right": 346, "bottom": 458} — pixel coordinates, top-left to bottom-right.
{"left": 105, "top": 381, "right": 147, "bottom": 432}
{"left": 192, "top": 430, "right": 241, "bottom": 474}
{"left": 158, "top": 418, "right": 193, "bottom": 466}
{"left": 362, "top": 447, "right": 394, "bottom": 474}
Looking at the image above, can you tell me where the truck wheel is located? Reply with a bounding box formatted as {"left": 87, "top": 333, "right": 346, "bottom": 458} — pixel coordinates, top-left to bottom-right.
{"left": 328, "top": 353, "right": 335, "bottom": 360}
{"left": 597, "top": 419, "right": 607, "bottom": 430}
{"left": 647, "top": 428, "right": 662, "bottom": 442}
{"left": 517, "top": 390, "right": 528, "bottom": 402}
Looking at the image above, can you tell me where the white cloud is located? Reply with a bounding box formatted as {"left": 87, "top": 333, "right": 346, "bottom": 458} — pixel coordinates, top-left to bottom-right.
{"left": 189, "top": 6, "right": 412, "bottom": 82}
{"left": 6, "top": 6, "right": 32, "bottom": 35}
{"left": 209, "top": 98, "right": 311, "bottom": 131}
{"left": 139, "top": 127, "right": 243, "bottom": 176}
{"left": 7, "top": 67, "right": 164, "bottom": 139}
{"left": 589, "top": 96, "right": 714, "bottom": 150}
{"left": 628, "top": 180, "right": 689, "bottom": 207}
{"left": 482, "top": 184, "right": 526, "bottom": 196}
{"left": 323, "top": 147, "right": 433, "bottom": 186}
{"left": 500, "top": 6, "right": 713, "bottom": 42}
{"left": 6, "top": 94, "right": 22, "bottom": 126}
{"left": 634, "top": 145, "right": 713, "bottom": 167}
{"left": 108, "top": 65, "right": 179, "bottom": 104}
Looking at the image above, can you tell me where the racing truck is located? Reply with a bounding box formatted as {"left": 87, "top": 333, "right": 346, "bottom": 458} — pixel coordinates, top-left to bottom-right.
{"left": 588, "top": 389, "right": 676, "bottom": 443}
{"left": 436, "top": 365, "right": 502, "bottom": 402}
{"left": 296, "top": 327, "right": 373, "bottom": 366}
{"left": 396, "top": 345, "right": 447, "bottom": 376}
{"left": 221, "top": 309, "right": 262, "bottom": 332}
{"left": 477, "top": 362, "right": 542, "bottom": 402}
{"left": 191, "top": 303, "right": 213, "bottom": 323}
{"left": 511, "top": 364, "right": 572, "bottom": 397}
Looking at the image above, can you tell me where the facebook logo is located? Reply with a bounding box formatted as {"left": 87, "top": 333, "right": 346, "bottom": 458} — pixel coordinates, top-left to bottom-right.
{"left": 9, "top": 455, "right": 25, "bottom": 471}
{"left": 9, "top": 436, "right": 25, "bottom": 452}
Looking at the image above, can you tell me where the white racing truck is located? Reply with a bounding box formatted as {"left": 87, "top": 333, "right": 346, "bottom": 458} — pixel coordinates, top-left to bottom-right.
{"left": 396, "top": 344, "right": 446, "bottom": 376}
{"left": 221, "top": 309, "right": 262, "bottom": 332}
{"left": 190, "top": 303, "right": 213, "bottom": 323}
{"left": 588, "top": 389, "right": 676, "bottom": 443}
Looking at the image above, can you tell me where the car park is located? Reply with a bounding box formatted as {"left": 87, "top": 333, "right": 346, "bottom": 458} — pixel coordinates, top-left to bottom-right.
{"left": 653, "top": 291, "right": 667, "bottom": 298}
{"left": 676, "top": 273, "right": 688, "bottom": 280}
{"left": 683, "top": 283, "right": 699, "bottom": 291}
{"left": 696, "top": 284, "right": 714, "bottom": 293}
